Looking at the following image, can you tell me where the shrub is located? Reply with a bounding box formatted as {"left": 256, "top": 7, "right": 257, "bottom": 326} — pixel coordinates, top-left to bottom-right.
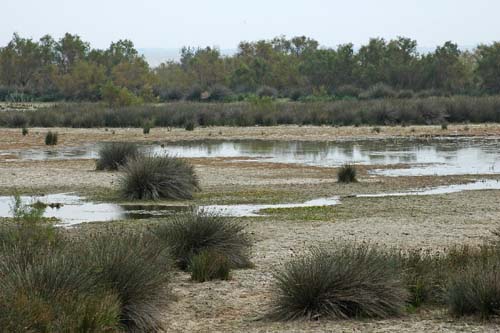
{"left": 372, "top": 126, "right": 381, "bottom": 133}
{"left": 101, "top": 82, "right": 142, "bottom": 107}
{"left": 95, "top": 142, "right": 140, "bottom": 171}
{"left": 446, "top": 258, "right": 500, "bottom": 319}
{"left": 335, "top": 85, "right": 361, "bottom": 98}
{"left": 190, "top": 249, "right": 231, "bottom": 282}
{"left": 337, "top": 164, "right": 357, "bottom": 183}
{"left": 441, "top": 122, "right": 448, "bottom": 130}
{"left": 257, "top": 85, "right": 278, "bottom": 98}
{"left": 21, "top": 127, "right": 28, "bottom": 136}
{"left": 208, "top": 84, "right": 232, "bottom": 101}
{"left": 45, "top": 131, "right": 58, "bottom": 145}
{"left": 143, "top": 122, "right": 152, "bottom": 135}
{"left": 0, "top": 247, "right": 122, "bottom": 332}
{"left": 159, "top": 88, "right": 183, "bottom": 101}
{"left": 75, "top": 231, "right": 172, "bottom": 331}
{"left": 269, "top": 245, "right": 408, "bottom": 320}
{"left": 185, "top": 120, "right": 195, "bottom": 131}
{"left": 360, "top": 83, "right": 397, "bottom": 99}
{"left": 397, "top": 90, "right": 415, "bottom": 99}
{"left": 151, "top": 209, "right": 252, "bottom": 270}
{"left": 185, "top": 85, "right": 202, "bottom": 101}
{"left": 120, "top": 155, "right": 200, "bottom": 200}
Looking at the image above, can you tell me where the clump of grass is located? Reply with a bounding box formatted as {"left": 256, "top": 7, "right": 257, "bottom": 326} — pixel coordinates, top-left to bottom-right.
{"left": 142, "top": 121, "right": 153, "bottom": 134}
{"left": 441, "top": 122, "right": 448, "bottom": 130}
{"left": 269, "top": 244, "right": 408, "bottom": 320}
{"left": 75, "top": 231, "right": 172, "bottom": 331}
{"left": 337, "top": 164, "right": 357, "bottom": 183}
{"left": 120, "top": 155, "right": 200, "bottom": 200}
{"left": 151, "top": 209, "right": 252, "bottom": 270}
{"left": 95, "top": 142, "right": 140, "bottom": 171}
{"left": 446, "top": 258, "right": 500, "bottom": 319}
{"left": 190, "top": 249, "right": 231, "bottom": 282}
{"left": 21, "top": 127, "right": 28, "bottom": 136}
{"left": 371, "top": 126, "right": 381, "bottom": 133}
{"left": 45, "top": 131, "right": 58, "bottom": 145}
{"left": 185, "top": 121, "right": 195, "bottom": 131}
{"left": 0, "top": 247, "right": 122, "bottom": 332}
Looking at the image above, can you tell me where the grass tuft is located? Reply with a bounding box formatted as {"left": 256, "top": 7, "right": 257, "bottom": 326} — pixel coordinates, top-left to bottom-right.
{"left": 190, "top": 249, "right": 231, "bottom": 282}
{"left": 152, "top": 209, "right": 252, "bottom": 270}
{"left": 269, "top": 244, "right": 408, "bottom": 320}
{"left": 96, "top": 142, "right": 140, "bottom": 171}
{"left": 337, "top": 164, "right": 357, "bottom": 183}
{"left": 120, "top": 155, "right": 200, "bottom": 200}
{"left": 45, "top": 131, "right": 58, "bottom": 145}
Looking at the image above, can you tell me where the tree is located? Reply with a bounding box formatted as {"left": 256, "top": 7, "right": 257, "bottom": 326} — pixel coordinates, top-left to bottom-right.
{"left": 476, "top": 42, "right": 500, "bottom": 93}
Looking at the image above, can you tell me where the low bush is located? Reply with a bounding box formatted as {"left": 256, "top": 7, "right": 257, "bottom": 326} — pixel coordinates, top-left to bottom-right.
{"left": 360, "top": 83, "right": 397, "bottom": 99}
{"left": 21, "top": 127, "right": 28, "bottom": 136}
{"left": 257, "top": 86, "right": 278, "bottom": 98}
{"left": 185, "top": 120, "right": 195, "bottom": 131}
{"left": 269, "top": 244, "right": 408, "bottom": 320}
{"left": 120, "top": 155, "right": 200, "bottom": 200}
{"left": 45, "top": 131, "right": 58, "bottom": 145}
{"left": 151, "top": 210, "right": 252, "bottom": 270}
{"left": 337, "top": 164, "right": 357, "bottom": 183}
{"left": 0, "top": 247, "right": 122, "bottom": 332}
{"left": 190, "top": 249, "right": 231, "bottom": 282}
{"left": 0, "top": 216, "right": 172, "bottom": 332}
{"left": 75, "top": 231, "right": 172, "bottom": 331}
{"left": 95, "top": 142, "right": 140, "bottom": 171}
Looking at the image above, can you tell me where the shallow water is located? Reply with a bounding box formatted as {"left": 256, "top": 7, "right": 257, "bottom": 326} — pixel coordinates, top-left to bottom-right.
{"left": 0, "top": 194, "right": 340, "bottom": 226}
{"left": 355, "top": 179, "right": 500, "bottom": 198}
{"left": 4, "top": 137, "right": 500, "bottom": 176}
{"left": 0, "top": 180, "right": 498, "bottom": 225}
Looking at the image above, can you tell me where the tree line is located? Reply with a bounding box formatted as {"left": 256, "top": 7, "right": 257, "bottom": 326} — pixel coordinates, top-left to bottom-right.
{"left": 1, "top": 33, "right": 500, "bottom": 105}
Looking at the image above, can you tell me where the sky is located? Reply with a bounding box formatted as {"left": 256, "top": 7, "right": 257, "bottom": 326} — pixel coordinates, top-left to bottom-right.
{"left": 1, "top": 0, "right": 499, "bottom": 50}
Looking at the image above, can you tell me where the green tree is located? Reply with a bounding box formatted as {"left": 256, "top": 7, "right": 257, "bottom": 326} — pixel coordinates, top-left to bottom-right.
{"left": 476, "top": 42, "right": 500, "bottom": 93}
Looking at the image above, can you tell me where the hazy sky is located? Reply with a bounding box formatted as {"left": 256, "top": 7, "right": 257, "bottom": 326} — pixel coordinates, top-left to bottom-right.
{"left": 1, "top": 0, "right": 499, "bottom": 49}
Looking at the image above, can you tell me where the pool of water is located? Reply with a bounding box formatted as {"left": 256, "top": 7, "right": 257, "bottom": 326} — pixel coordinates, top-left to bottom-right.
{"left": 0, "top": 179, "right": 498, "bottom": 225}
{"left": 3, "top": 137, "right": 500, "bottom": 176}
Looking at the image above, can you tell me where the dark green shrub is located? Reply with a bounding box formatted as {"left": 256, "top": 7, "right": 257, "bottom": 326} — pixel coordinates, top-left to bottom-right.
{"left": 337, "top": 164, "right": 357, "bottom": 183}
{"left": 45, "top": 131, "right": 58, "bottom": 145}
{"left": 335, "top": 85, "right": 361, "bottom": 98}
{"left": 21, "top": 127, "right": 28, "bottom": 136}
{"left": 269, "top": 245, "right": 408, "bottom": 320}
{"left": 185, "top": 121, "right": 195, "bottom": 131}
{"left": 185, "top": 85, "right": 202, "bottom": 101}
{"left": 360, "top": 83, "right": 397, "bottom": 99}
{"left": 208, "top": 84, "right": 232, "bottom": 101}
{"left": 95, "top": 142, "right": 140, "bottom": 171}
{"left": 190, "top": 249, "right": 231, "bottom": 282}
{"left": 159, "top": 88, "right": 183, "bottom": 101}
{"left": 257, "top": 85, "right": 278, "bottom": 98}
{"left": 143, "top": 123, "right": 151, "bottom": 134}
{"left": 120, "top": 155, "right": 200, "bottom": 200}
{"left": 151, "top": 210, "right": 252, "bottom": 270}
{"left": 397, "top": 90, "right": 415, "bottom": 99}
{"left": 441, "top": 122, "right": 449, "bottom": 130}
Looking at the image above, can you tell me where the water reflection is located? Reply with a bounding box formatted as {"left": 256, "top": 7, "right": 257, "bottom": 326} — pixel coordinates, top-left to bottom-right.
{"left": 4, "top": 137, "right": 500, "bottom": 176}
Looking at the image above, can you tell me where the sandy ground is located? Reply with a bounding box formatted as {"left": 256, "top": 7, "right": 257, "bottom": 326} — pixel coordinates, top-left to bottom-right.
{"left": 1, "top": 126, "right": 500, "bottom": 332}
